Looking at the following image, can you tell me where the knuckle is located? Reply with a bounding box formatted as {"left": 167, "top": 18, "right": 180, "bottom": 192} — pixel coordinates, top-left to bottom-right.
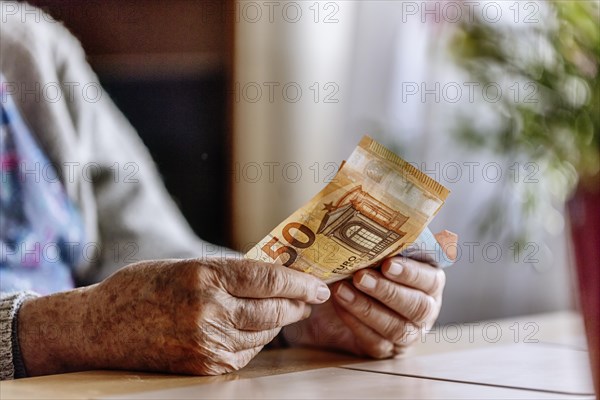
{"left": 356, "top": 297, "right": 375, "bottom": 319}
{"left": 430, "top": 269, "right": 446, "bottom": 293}
{"left": 235, "top": 300, "right": 269, "bottom": 330}
{"left": 186, "top": 351, "right": 233, "bottom": 376}
{"left": 266, "top": 268, "right": 288, "bottom": 293}
{"left": 378, "top": 281, "right": 400, "bottom": 307}
{"left": 366, "top": 340, "right": 393, "bottom": 359}
{"left": 230, "top": 260, "right": 267, "bottom": 291}
{"left": 214, "top": 353, "right": 246, "bottom": 375}
{"left": 198, "top": 259, "right": 232, "bottom": 292}
{"left": 256, "top": 302, "right": 276, "bottom": 329}
{"left": 234, "top": 301, "right": 250, "bottom": 326}
{"left": 196, "top": 262, "right": 217, "bottom": 285}
{"left": 408, "top": 295, "right": 435, "bottom": 322}
{"left": 381, "top": 318, "right": 403, "bottom": 341}
{"left": 200, "top": 257, "right": 225, "bottom": 277}
{"left": 234, "top": 349, "right": 258, "bottom": 371}
{"left": 270, "top": 301, "right": 287, "bottom": 327}
{"left": 170, "top": 259, "right": 202, "bottom": 287}
{"left": 404, "top": 262, "right": 421, "bottom": 285}
{"left": 237, "top": 258, "right": 261, "bottom": 273}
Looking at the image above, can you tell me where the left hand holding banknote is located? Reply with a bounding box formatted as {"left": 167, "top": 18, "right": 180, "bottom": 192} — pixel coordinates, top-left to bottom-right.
{"left": 249, "top": 138, "right": 457, "bottom": 359}
{"left": 283, "top": 231, "right": 453, "bottom": 359}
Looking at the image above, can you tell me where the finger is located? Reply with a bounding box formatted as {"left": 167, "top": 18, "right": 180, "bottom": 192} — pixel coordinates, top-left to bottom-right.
{"left": 332, "top": 300, "right": 394, "bottom": 359}
{"left": 393, "top": 343, "right": 410, "bottom": 357}
{"left": 218, "top": 259, "right": 330, "bottom": 304}
{"left": 353, "top": 270, "right": 439, "bottom": 324}
{"left": 334, "top": 281, "right": 423, "bottom": 345}
{"left": 233, "top": 329, "right": 281, "bottom": 351}
{"left": 434, "top": 230, "right": 458, "bottom": 261}
{"left": 234, "top": 298, "right": 311, "bottom": 330}
{"left": 381, "top": 256, "right": 446, "bottom": 296}
{"left": 232, "top": 346, "right": 264, "bottom": 371}
{"left": 191, "top": 346, "right": 262, "bottom": 375}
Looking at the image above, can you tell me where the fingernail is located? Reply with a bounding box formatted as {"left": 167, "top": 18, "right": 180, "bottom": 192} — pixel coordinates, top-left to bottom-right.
{"left": 388, "top": 262, "right": 403, "bottom": 276}
{"left": 303, "top": 305, "right": 312, "bottom": 319}
{"left": 359, "top": 273, "right": 377, "bottom": 290}
{"left": 316, "top": 286, "right": 331, "bottom": 302}
{"left": 337, "top": 284, "right": 355, "bottom": 303}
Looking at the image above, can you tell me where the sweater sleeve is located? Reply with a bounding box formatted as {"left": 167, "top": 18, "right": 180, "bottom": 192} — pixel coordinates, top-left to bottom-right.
{"left": 53, "top": 17, "right": 238, "bottom": 284}
{"left": 63, "top": 56, "right": 229, "bottom": 282}
{"left": 0, "top": 291, "right": 39, "bottom": 380}
{"left": 0, "top": 4, "right": 235, "bottom": 286}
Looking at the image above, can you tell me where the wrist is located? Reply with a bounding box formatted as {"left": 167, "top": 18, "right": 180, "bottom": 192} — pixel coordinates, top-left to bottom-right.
{"left": 18, "top": 285, "right": 100, "bottom": 376}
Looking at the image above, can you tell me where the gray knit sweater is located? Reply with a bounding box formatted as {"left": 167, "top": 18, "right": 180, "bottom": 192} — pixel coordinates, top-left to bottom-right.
{"left": 0, "top": 2, "right": 224, "bottom": 379}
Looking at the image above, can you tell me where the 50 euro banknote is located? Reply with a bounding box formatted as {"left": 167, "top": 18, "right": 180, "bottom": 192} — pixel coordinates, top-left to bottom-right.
{"left": 245, "top": 136, "right": 455, "bottom": 284}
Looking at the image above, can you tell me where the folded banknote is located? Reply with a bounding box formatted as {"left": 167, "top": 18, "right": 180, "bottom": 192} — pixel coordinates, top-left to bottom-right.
{"left": 245, "top": 136, "right": 454, "bottom": 283}
{"left": 400, "top": 227, "right": 456, "bottom": 269}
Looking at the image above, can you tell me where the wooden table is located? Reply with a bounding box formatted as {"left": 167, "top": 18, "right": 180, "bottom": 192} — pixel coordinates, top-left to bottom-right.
{"left": 1, "top": 311, "right": 595, "bottom": 399}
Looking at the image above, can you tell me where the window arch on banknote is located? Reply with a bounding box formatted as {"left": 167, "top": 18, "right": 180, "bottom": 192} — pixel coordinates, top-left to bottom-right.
{"left": 317, "top": 186, "right": 408, "bottom": 260}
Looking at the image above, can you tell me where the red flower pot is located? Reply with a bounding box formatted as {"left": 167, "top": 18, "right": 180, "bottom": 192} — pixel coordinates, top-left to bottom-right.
{"left": 568, "top": 180, "right": 600, "bottom": 395}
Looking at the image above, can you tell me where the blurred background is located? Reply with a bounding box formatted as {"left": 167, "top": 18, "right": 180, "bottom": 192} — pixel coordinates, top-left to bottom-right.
{"left": 27, "top": 0, "right": 598, "bottom": 325}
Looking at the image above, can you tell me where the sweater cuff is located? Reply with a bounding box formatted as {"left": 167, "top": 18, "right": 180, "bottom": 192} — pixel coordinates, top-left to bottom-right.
{"left": 0, "top": 291, "right": 39, "bottom": 380}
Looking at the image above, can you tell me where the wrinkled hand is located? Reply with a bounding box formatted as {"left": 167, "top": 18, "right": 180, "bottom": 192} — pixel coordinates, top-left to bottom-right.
{"left": 283, "top": 256, "right": 445, "bottom": 358}
{"left": 18, "top": 258, "right": 330, "bottom": 376}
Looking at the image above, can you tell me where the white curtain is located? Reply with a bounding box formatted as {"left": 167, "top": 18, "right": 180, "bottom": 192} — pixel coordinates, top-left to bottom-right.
{"left": 232, "top": 1, "right": 358, "bottom": 250}
{"left": 232, "top": 1, "right": 573, "bottom": 323}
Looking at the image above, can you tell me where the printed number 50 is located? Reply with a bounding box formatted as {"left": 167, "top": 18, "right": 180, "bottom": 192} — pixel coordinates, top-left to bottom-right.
{"left": 261, "top": 222, "right": 316, "bottom": 267}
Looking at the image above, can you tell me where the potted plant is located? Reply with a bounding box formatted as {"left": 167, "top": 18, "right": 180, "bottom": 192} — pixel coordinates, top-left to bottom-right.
{"left": 450, "top": 1, "right": 599, "bottom": 393}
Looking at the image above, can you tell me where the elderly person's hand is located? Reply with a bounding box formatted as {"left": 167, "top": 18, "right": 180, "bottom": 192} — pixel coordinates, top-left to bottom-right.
{"left": 283, "top": 233, "right": 451, "bottom": 358}
{"left": 17, "top": 258, "right": 330, "bottom": 376}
